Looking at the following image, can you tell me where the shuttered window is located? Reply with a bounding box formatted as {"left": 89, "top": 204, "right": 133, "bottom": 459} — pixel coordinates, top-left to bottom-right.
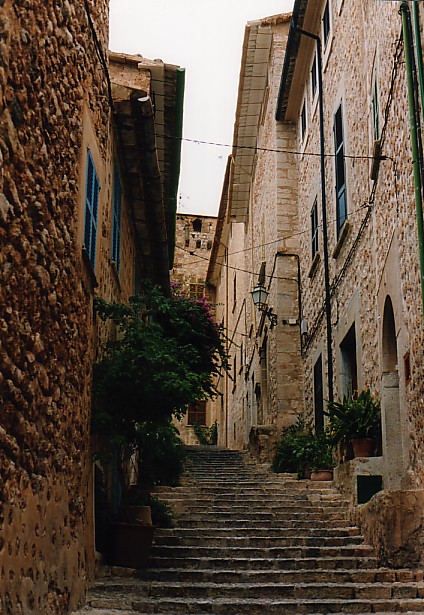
{"left": 334, "top": 104, "right": 347, "bottom": 236}
{"left": 84, "top": 150, "right": 100, "bottom": 269}
{"left": 111, "top": 165, "right": 122, "bottom": 271}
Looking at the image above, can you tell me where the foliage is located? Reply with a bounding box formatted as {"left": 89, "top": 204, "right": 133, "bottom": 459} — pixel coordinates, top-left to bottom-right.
{"left": 325, "top": 389, "right": 381, "bottom": 446}
{"left": 308, "top": 430, "right": 335, "bottom": 471}
{"left": 272, "top": 417, "right": 334, "bottom": 476}
{"left": 271, "top": 417, "right": 314, "bottom": 476}
{"left": 92, "top": 282, "right": 229, "bottom": 450}
{"left": 136, "top": 420, "right": 186, "bottom": 490}
{"left": 193, "top": 421, "right": 218, "bottom": 446}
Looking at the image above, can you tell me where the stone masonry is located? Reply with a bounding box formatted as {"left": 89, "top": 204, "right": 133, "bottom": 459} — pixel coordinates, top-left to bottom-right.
{"left": 0, "top": 1, "right": 111, "bottom": 612}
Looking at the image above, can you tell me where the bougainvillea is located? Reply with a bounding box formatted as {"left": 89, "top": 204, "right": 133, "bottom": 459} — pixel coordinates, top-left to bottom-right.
{"left": 92, "top": 282, "right": 229, "bottom": 447}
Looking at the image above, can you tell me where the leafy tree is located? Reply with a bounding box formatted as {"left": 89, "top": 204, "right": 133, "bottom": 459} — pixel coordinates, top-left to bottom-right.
{"left": 92, "top": 282, "right": 229, "bottom": 450}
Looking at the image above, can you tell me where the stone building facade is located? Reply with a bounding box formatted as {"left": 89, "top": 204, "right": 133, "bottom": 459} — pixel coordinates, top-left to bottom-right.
{"left": 207, "top": 14, "right": 303, "bottom": 456}
{"left": 171, "top": 213, "right": 217, "bottom": 443}
{"left": 0, "top": 2, "right": 183, "bottom": 612}
{"left": 210, "top": 2, "right": 424, "bottom": 562}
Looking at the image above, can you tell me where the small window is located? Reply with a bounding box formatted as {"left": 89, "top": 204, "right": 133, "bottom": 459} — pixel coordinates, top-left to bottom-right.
{"left": 189, "top": 283, "right": 204, "bottom": 300}
{"left": 334, "top": 103, "right": 347, "bottom": 236}
{"left": 311, "top": 198, "right": 319, "bottom": 258}
{"left": 313, "top": 355, "right": 324, "bottom": 432}
{"left": 206, "top": 239, "right": 212, "bottom": 250}
{"left": 322, "top": 1, "right": 331, "bottom": 47}
{"left": 188, "top": 400, "right": 206, "bottom": 425}
{"left": 311, "top": 54, "right": 318, "bottom": 100}
{"left": 84, "top": 150, "right": 100, "bottom": 269}
{"left": 233, "top": 273, "right": 237, "bottom": 307}
{"left": 196, "top": 239, "right": 201, "bottom": 249}
{"left": 111, "top": 164, "right": 122, "bottom": 271}
{"left": 300, "top": 100, "right": 307, "bottom": 142}
{"left": 192, "top": 218, "right": 202, "bottom": 232}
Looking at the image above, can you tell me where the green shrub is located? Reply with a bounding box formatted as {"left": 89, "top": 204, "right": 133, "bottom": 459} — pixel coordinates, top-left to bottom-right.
{"left": 193, "top": 420, "right": 218, "bottom": 446}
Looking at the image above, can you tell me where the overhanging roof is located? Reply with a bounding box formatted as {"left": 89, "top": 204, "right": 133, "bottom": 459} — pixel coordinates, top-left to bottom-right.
{"left": 109, "top": 52, "right": 185, "bottom": 291}
{"left": 229, "top": 14, "right": 292, "bottom": 222}
{"left": 229, "top": 21, "right": 273, "bottom": 223}
{"left": 275, "top": 0, "right": 308, "bottom": 121}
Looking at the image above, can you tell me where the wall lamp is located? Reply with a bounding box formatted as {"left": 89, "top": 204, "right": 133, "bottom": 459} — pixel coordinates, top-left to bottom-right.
{"left": 251, "top": 283, "right": 278, "bottom": 328}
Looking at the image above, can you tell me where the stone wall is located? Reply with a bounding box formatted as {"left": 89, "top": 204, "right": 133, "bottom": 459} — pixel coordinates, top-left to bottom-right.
{"left": 0, "top": 1, "right": 112, "bottom": 612}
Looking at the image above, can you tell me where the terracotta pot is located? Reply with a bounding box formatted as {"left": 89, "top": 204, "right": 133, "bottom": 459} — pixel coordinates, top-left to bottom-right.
{"left": 311, "top": 469, "right": 333, "bottom": 481}
{"left": 351, "top": 437, "right": 376, "bottom": 458}
{"left": 129, "top": 505, "right": 152, "bottom": 525}
{"left": 110, "top": 522, "right": 155, "bottom": 569}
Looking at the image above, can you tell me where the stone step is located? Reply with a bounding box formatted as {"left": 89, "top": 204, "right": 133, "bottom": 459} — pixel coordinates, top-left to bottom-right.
{"left": 150, "top": 543, "right": 375, "bottom": 559}
{"left": 173, "top": 504, "right": 348, "bottom": 515}
{"left": 152, "top": 535, "right": 363, "bottom": 548}
{"left": 175, "top": 517, "right": 353, "bottom": 529}
{"left": 154, "top": 526, "right": 362, "bottom": 538}
{"left": 137, "top": 567, "right": 423, "bottom": 585}
{"left": 85, "top": 594, "right": 424, "bottom": 614}
{"left": 148, "top": 555, "right": 380, "bottom": 571}
{"left": 174, "top": 511, "right": 350, "bottom": 524}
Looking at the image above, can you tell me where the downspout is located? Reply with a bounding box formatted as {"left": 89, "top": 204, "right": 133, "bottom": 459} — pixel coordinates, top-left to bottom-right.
{"left": 400, "top": 3, "right": 424, "bottom": 318}
{"left": 296, "top": 27, "right": 334, "bottom": 402}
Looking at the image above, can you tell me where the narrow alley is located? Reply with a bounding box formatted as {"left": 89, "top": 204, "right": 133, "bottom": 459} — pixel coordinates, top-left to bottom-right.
{"left": 73, "top": 446, "right": 424, "bottom": 614}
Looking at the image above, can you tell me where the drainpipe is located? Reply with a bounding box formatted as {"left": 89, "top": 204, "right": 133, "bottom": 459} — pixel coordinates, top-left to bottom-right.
{"left": 296, "top": 27, "right": 334, "bottom": 403}
{"left": 400, "top": 3, "right": 424, "bottom": 318}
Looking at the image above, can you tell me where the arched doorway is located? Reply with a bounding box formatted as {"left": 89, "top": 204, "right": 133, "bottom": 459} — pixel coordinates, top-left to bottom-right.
{"left": 381, "top": 295, "right": 405, "bottom": 488}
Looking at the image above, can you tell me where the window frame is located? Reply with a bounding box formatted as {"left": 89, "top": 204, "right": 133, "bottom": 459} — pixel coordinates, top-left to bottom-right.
{"left": 111, "top": 163, "right": 122, "bottom": 272}
{"left": 84, "top": 149, "right": 100, "bottom": 270}
{"left": 334, "top": 103, "right": 347, "bottom": 237}
{"left": 300, "top": 98, "right": 307, "bottom": 143}
{"left": 311, "top": 197, "right": 319, "bottom": 258}
{"left": 322, "top": 1, "right": 331, "bottom": 49}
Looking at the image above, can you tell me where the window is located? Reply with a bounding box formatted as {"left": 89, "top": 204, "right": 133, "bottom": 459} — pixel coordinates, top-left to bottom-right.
{"left": 300, "top": 99, "right": 307, "bottom": 142}
{"left": 372, "top": 75, "right": 379, "bottom": 141}
{"left": 313, "top": 355, "right": 324, "bottom": 432}
{"left": 311, "top": 198, "right": 319, "bottom": 258}
{"left": 233, "top": 273, "right": 237, "bottom": 307}
{"left": 340, "top": 323, "right": 358, "bottom": 397}
{"left": 206, "top": 239, "right": 212, "bottom": 250}
{"left": 192, "top": 218, "right": 202, "bottom": 232}
{"left": 111, "top": 164, "right": 122, "bottom": 271}
{"left": 189, "top": 283, "right": 204, "bottom": 300}
{"left": 322, "top": 1, "right": 331, "bottom": 47}
{"left": 334, "top": 103, "right": 347, "bottom": 236}
{"left": 188, "top": 400, "right": 206, "bottom": 425}
{"left": 184, "top": 224, "right": 190, "bottom": 247}
{"left": 196, "top": 239, "right": 201, "bottom": 249}
{"left": 311, "top": 53, "right": 318, "bottom": 100}
{"left": 84, "top": 150, "right": 100, "bottom": 269}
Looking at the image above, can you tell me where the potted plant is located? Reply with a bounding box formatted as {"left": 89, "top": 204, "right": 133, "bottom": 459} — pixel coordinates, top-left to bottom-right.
{"left": 325, "top": 389, "right": 381, "bottom": 459}
{"left": 309, "top": 431, "right": 335, "bottom": 481}
{"left": 272, "top": 417, "right": 314, "bottom": 478}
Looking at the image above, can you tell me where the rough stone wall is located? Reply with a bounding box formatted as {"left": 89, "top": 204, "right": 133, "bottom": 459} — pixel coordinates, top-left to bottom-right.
{"left": 296, "top": 0, "right": 423, "bottom": 486}
{"left": 0, "top": 0, "right": 114, "bottom": 612}
{"left": 171, "top": 213, "right": 217, "bottom": 292}
{"left": 171, "top": 213, "right": 217, "bottom": 442}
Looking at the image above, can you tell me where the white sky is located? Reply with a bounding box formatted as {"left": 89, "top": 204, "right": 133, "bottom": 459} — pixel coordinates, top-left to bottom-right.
{"left": 109, "top": 0, "right": 294, "bottom": 216}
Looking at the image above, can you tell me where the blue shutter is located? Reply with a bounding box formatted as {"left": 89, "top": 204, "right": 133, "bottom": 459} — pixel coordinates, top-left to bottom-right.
{"left": 111, "top": 165, "right": 122, "bottom": 271}
{"left": 84, "top": 150, "right": 100, "bottom": 269}
{"left": 334, "top": 105, "right": 347, "bottom": 237}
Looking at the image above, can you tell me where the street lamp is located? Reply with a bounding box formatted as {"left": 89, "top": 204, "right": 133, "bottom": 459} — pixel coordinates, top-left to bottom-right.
{"left": 251, "top": 283, "right": 278, "bottom": 328}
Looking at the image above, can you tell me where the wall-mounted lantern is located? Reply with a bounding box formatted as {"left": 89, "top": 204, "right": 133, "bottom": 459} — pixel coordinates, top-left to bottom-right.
{"left": 251, "top": 283, "right": 278, "bottom": 328}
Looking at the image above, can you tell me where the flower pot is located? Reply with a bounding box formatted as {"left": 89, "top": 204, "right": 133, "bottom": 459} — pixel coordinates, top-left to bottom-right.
{"left": 311, "top": 469, "right": 333, "bottom": 481}
{"left": 351, "top": 437, "right": 375, "bottom": 458}
{"left": 110, "top": 521, "right": 155, "bottom": 569}
{"left": 129, "top": 505, "right": 152, "bottom": 525}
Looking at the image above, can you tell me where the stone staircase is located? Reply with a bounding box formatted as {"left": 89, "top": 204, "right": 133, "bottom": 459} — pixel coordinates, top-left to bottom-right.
{"left": 78, "top": 445, "right": 424, "bottom": 614}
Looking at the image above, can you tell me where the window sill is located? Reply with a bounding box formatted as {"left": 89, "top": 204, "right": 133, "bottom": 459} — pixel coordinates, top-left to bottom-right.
{"left": 332, "top": 220, "right": 350, "bottom": 259}
{"left": 82, "top": 248, "right": 98, "bottom": 290}
{"left": 308, "top": 251, "right": 321, "bottom": 279}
